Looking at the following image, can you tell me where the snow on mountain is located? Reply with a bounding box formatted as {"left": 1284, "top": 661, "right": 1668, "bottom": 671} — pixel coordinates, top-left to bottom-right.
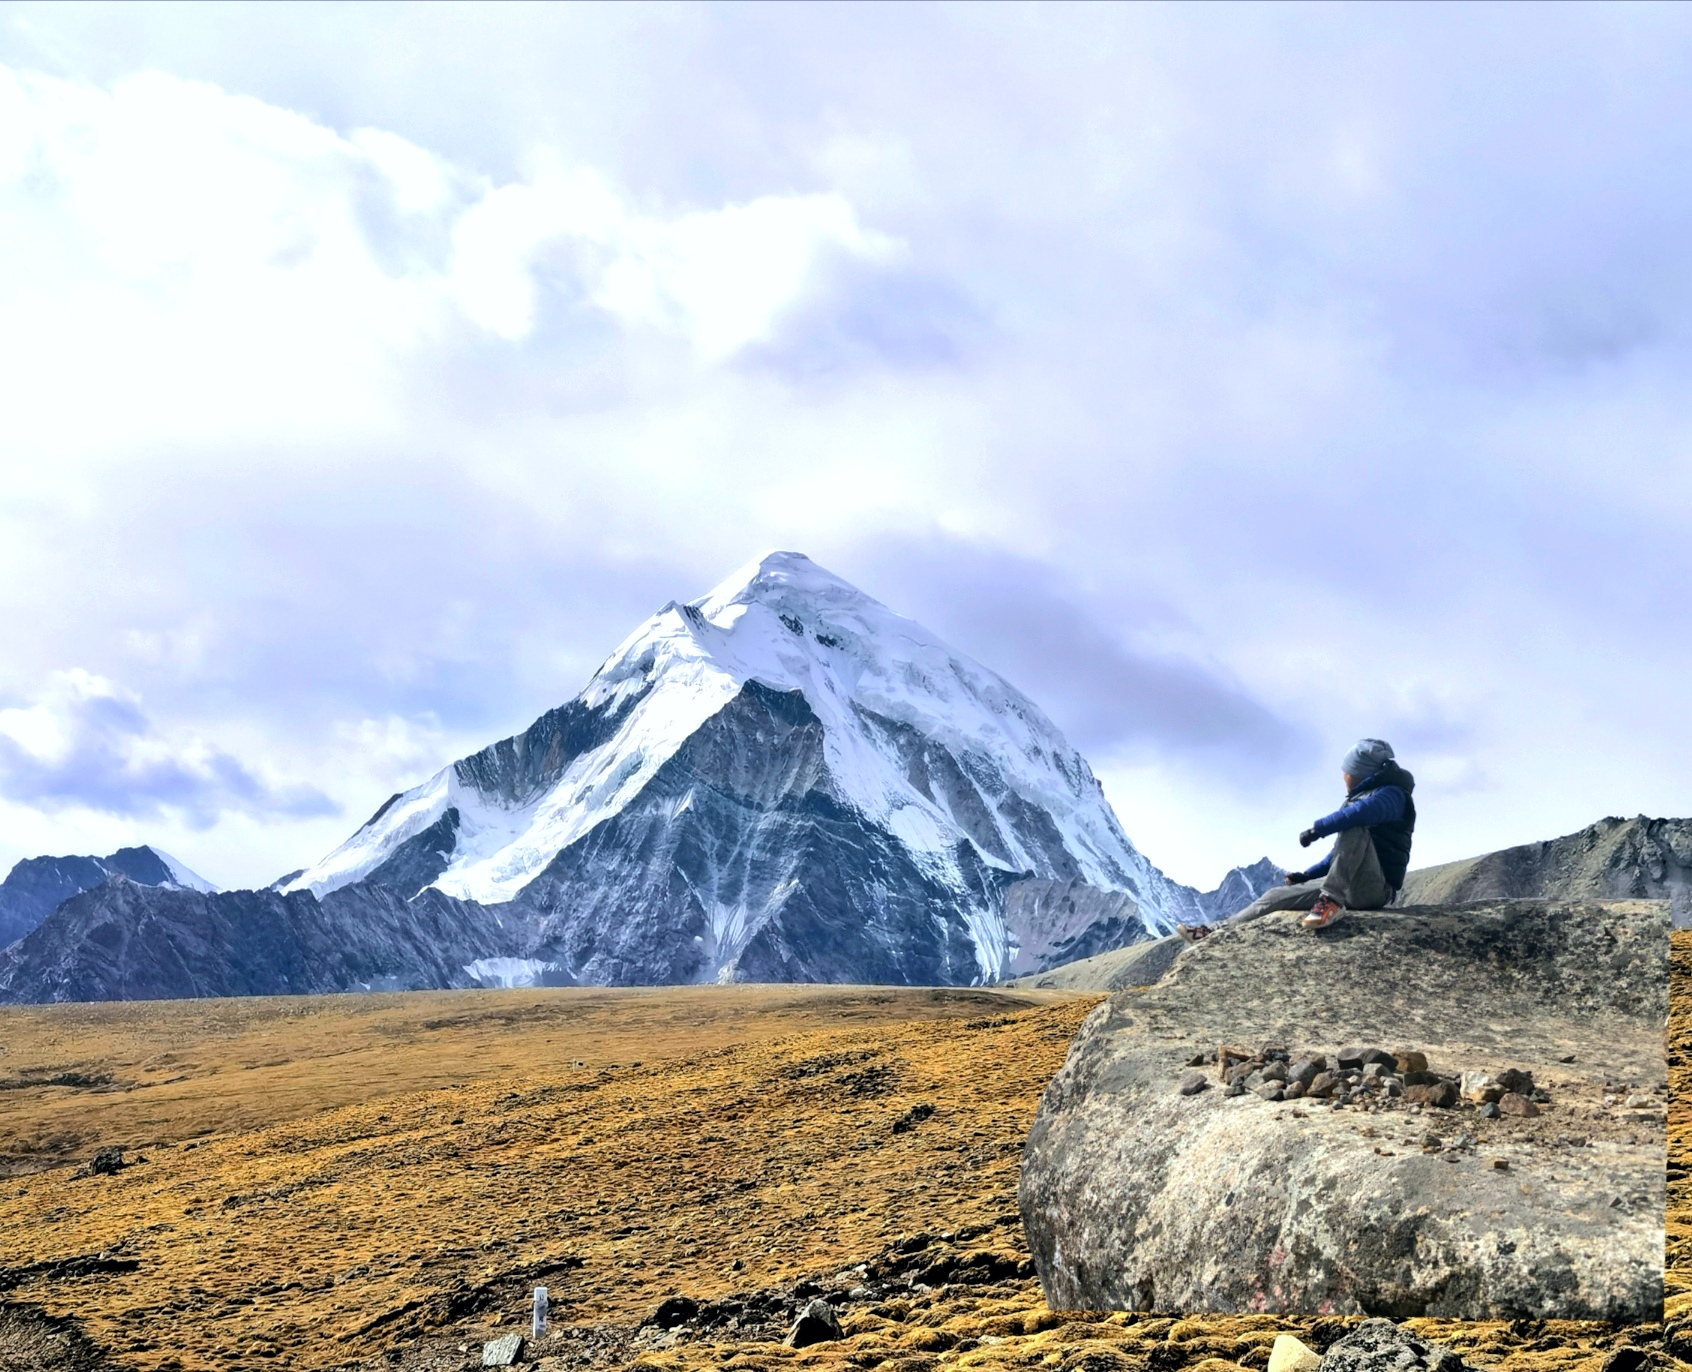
{"left": 149, "top": 848, "right": 218, "bottom": 893}
{"left": 285, "top": 552, "right": 1236, "bottom": 982}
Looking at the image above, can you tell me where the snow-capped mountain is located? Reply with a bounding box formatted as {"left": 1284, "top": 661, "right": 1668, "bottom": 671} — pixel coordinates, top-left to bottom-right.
{"left": 0, "top": 844, "right": 215, "bottom": 949}
{"left": 284, "top": 553, "right": 1259, "bottom": 984}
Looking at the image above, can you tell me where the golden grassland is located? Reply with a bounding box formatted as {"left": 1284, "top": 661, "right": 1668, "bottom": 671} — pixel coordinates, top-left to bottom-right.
{"left": 0, "top": 938, "right": 1684, "bottom": 1372}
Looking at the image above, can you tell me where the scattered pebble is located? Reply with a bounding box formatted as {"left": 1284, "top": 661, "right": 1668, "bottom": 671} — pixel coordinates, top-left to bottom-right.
{"left": 1180, "top": 1046, "right": 1553, "bottom": 1118}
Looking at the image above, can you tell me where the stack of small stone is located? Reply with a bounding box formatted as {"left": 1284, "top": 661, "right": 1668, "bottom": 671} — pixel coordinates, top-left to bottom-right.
{"left": 1175, "top": 1046, "right": 1550, "bottom": 1117}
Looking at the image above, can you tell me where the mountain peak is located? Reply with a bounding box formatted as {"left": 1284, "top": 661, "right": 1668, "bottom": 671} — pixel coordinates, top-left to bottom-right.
{"left": 693, "top": 550, "right": 871, "bottom": 618}
{"left": 282, "top": 552, "right": 1201, "bottom": 978}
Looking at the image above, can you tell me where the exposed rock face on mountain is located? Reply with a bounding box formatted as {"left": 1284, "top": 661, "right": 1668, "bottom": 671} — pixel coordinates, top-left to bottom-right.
{"left": 1402, "top": 815, "right": 1692, "bottom": 926}
{"left": 0, "top": 876, "right": 508, "bottom": 1003}
{"left": 1000, "top": 859, "right": 1280, "bottom": 978}
{"left": 0, "top": 845, "right": 214, "bottom": 950}
{"left": 1019, "top": 899, "right": 1667, "bottom": 1320}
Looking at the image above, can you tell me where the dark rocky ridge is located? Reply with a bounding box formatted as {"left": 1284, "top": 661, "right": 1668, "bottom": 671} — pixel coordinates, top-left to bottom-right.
{"left": 0, "top": 846, "right": 194, "bottom": 950}
{"left": 1018, "top": 899, "right": 1667, "bottom": 1320}
{"left": 0, "top": 877, "right": 510, "bottom": 1002}
{"left": 1401, "top": 815, "right": 1692, "bottom": 926}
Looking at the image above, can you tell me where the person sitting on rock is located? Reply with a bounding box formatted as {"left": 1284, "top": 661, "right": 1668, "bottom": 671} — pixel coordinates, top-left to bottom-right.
{"left": 1178, "top": 738, "right": 1417, "bottom": 941}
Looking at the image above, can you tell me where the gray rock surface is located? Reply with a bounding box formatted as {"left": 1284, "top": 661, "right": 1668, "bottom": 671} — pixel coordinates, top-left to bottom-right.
{"left": 481, "top": 1333, "right": 523, "bottom": 1366}
{"left": 1018, "top": 899, "right": 1667, "bottom": 1320}
{"left": 1401, "top": 816, "right": 1692, "bottom": 926}
{"left": 785, "top": 1298, "right": 843, "bottom": 1347}
{"left": 1318, "top": 1319, "right": 1466, "bottom": 1371}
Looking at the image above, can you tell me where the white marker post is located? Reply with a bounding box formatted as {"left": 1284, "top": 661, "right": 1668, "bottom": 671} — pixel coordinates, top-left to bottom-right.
{"left": 533, "top": 1285, "right": 549, "bottom": 1340}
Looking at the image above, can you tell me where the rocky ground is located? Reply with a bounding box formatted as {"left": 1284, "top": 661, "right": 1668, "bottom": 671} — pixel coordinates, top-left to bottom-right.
{"left": 0, "top": 935, "right": 1684, "bottom": 1370}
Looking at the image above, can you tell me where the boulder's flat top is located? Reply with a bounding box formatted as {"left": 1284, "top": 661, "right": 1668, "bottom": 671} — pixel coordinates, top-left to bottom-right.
{"left": 1123, "top": 899, "right": 1664, "bottom": 1085}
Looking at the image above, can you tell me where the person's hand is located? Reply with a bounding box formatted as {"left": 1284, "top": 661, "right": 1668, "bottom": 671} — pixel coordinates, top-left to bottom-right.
{"left": 1284, "top": 870, "right": 1306, "bottom": 885}
{"left": 1298, "top": 828, "right": 1319, "bottom": 848}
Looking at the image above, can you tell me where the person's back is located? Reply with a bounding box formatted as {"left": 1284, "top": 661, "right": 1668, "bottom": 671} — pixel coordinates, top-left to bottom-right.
{"left": 1177, "top": 737, "right": 1416, "bottom": 942}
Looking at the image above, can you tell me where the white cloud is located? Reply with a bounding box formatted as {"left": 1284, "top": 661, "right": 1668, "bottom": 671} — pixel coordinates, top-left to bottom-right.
{"left": 592, "top": 192, "right": 900, "bottom": 359}
{"left": 0, "top": 670, "right": 334, "bottom": 827}
{"left": 0, "top": 62, "right": 902, "bottom": 506}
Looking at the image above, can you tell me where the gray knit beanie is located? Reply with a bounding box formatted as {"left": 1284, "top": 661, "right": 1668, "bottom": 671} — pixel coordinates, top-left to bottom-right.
{"left": 1342, "top": 738, "right": 1394, "bottom": 778}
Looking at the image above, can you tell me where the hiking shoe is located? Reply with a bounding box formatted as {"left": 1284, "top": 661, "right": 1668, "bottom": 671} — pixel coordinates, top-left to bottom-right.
{"left": 1176, "top": 922, "right": 1212, "bottom": 944}
{"left": 1302, "top": 896, "right": 1344, "bottom": 930}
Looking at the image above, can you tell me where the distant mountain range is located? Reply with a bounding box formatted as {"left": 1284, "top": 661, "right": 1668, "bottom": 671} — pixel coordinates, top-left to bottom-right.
{"left": 0, "top": 845, "right": 214, "bottom": 950}
{"left": 0, "top": 554, "right": 1280, "bottom": 1003}
{"left": 1399, "top": 814, "right": 1692, "bottom": 923}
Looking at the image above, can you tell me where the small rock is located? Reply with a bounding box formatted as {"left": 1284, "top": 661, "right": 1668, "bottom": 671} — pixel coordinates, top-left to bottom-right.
{"left": 1491, "top": 1158, "right": 1509, "bottom": 1170}
{"left": 1253, "top": 1082, "right": 1285, "bottom": 1102}
{"left": 1267, "top": 1333, "right": 1322, "bottom": 1372}
{"left": 1477, "top": 1102, "right": 1501, "bottom": 1119}
{"left": 1499, "top": 1092, "right": 1540, "bottom": 1118}
{"left": 1559, "top": 1054, "right": 1577, "bottom": 1063}
{"left": 1624, "top": 1094, "right": 1655, "bottom": 1109}
{"left": 1308, "top": 1072, "right": 1338, "bottom": 1098}
{"left": 1178, "top": 1071, "right": 1210, "bottom": 1096}
{"left": 1224, "top": 1081, "right": 1246, "bottom": 1098}
{"left": 1336, "top": 1046, "right": 1367, "bottom": 1070}
{"left": 1287, "top": 1057, "right": 1325, "bottom": 1088}
{"left": 1317, "top": 1317, "right": 1467, "bottom": 1371}
{"left": 647, "top": 1295, "right": 700, "bottom": 1329}
{"left": 1601, "top": 1350, "right": 1650, "bottom": 1372}
{"left": 1282, "top": 1080, "right": 1306, "bottom": 1100}
{"left": 1495, "top": 1068, "right": 1535, "bottom": 1096}
{"left": 1259, "top": 1061, "right": 1289, "bottom": 1085}
{"left": 88, "top": 1147, "right": 125, "bottom": 1177}
{"left": 787, "top": 1298, "right": 843, "bottom": 1348}
{"left": 1362, "top": 1062, "right": 1391, "bottom": 1080}
{"left": 1406, "top": 1080, "right": 1459, "bottom": 1109}
{"left": 892, "top": 1103, "right": 935, "bottom": 1133}
{"left": 1358, "top": 1048, "right": 1398, "bottom": 1068}
{"left": 1395, "top": 1050, "right": 1429, "bottom": 1074}
{"left": 482, "top": 1334, "right": 523, "bottom": 1367}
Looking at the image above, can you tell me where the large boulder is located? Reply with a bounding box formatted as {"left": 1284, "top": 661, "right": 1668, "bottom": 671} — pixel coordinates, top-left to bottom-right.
{"left": 1018, "top": 900, "right": 1667, "bottom": 1320}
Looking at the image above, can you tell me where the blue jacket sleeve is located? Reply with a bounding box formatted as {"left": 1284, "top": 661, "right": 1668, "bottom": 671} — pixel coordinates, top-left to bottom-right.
{"left": 1304, "top": 847, "right": 1334, "bottom": 879}
{"left": 1310, "top": 785, "right": 1406, "bottom": 839}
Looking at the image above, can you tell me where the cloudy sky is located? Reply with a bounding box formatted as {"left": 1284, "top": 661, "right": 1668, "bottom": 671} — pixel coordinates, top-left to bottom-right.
{"left": 0, "top": 1, "right": 1688, "bottom": 891}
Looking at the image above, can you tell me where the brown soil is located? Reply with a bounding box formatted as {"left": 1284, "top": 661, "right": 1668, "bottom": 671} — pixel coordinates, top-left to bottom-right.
{"left": 0, "top": 941, "right": 1683, "bottom": 1372}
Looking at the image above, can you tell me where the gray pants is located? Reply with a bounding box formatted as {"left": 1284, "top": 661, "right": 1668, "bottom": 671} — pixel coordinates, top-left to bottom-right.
{"left": 1227, "top": 826, "right": 1394, "bottom": 924}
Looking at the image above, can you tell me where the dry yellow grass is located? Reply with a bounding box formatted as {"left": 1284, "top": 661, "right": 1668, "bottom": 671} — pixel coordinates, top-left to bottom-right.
{"left": 0, "top": 938, "right": 1683, "bottom": 1372}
